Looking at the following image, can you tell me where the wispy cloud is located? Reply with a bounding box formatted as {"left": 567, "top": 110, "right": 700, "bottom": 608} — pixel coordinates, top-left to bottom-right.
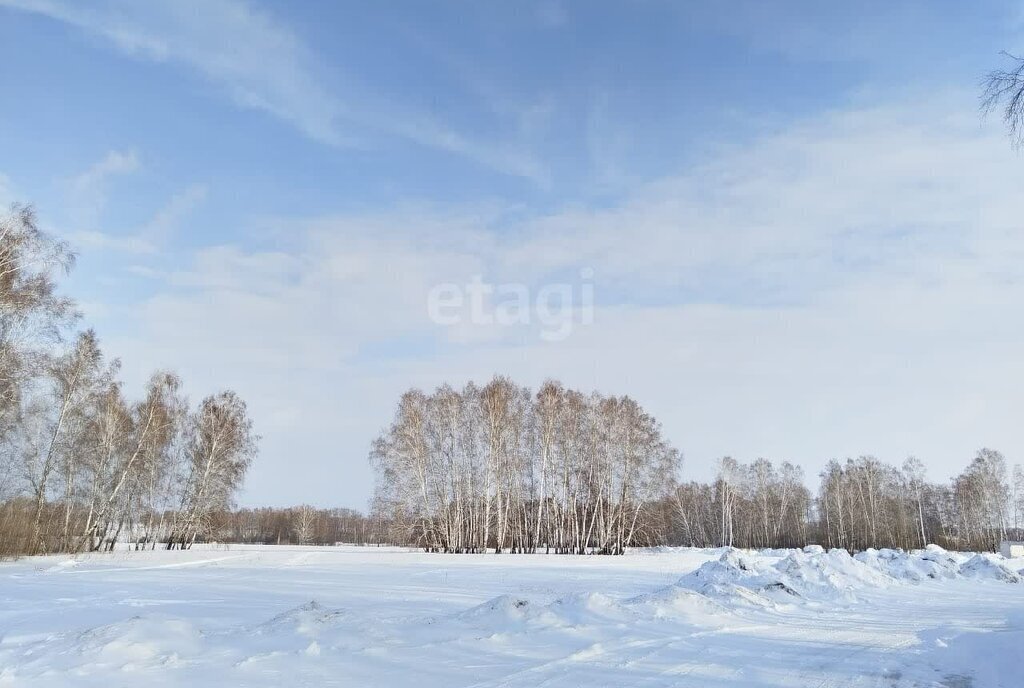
{"left": 69, "top": 179, "right": 207, "bottom": 255}
{"left": 139, "top": 184, "right": 208, "bottom": 246}
{"left": 66, "top": 149, "right": 139, "bottom": 229}
{"left": 585, "top": 92, "right": 635, "bottom": 190}
{"left": 1, "top": 0, "right": 547, "bottom": 181}
{"left": 381, "top": 115, "right": 551, "bottom": 188}
{"left": 4, "top": 0, "right": 345, "bottom": 146}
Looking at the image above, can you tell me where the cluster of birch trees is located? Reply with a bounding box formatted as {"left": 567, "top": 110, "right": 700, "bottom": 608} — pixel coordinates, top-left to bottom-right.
{"left": 671, "top": 457, "right": 811, "bottom": 549}
{"left": 370, "top": 377, "right": 680, "bottom": 554}
{"left": 0, "top": 204, "right": 258, "bottom": 557}
{"left": 371, "top": 379, "right": 1023, "bottom": 554}
{"left": 811, "top": 451, "right": 1020, "bottom": 552}
{"left": 668, "top": 451, "right": 1023, "bottom": 553}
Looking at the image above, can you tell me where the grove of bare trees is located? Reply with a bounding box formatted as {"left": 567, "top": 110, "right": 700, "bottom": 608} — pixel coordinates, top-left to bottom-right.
{"left": 663, "top": 449, "right": 1023, "bottom": 553}
{"left": 370, "top": 378, "right": 680, "bottom": 554}
{"left": 671, "top": 457, "right": 811, "bottom": 549}
{"left": 371, "top": 380, "right": 1024, "bottom": 555}
{"left": 0, "top": 204, "right": 258, "bottom": 558}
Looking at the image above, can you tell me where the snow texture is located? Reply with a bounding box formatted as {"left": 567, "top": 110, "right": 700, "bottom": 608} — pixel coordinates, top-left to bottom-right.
{"left": 1, "top": 544, "right": 1022, "bottom": 687}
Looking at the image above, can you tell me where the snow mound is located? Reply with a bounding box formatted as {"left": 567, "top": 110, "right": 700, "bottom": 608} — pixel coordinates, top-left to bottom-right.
{"left": 42, "top": 559, "right": 81, "bottom": 573}
{"left": 958, "top": 555, "right": 1022, "bottom": 583}
{"left": 920, "top": 544, "right": 966, "bottom": 572}
{"left": 457, "top": 594, "right": 563, "bottom": 630}
{"left": 854, "top": 548, "right": 960, "bottom": 582}
{"left": 773, "top": 548, "right": 892, "bottom": 600}
{"left": 679, "top": 547, "right": 906, "bottom": 607}
{"left": 254, "top": 600, "right": 345, "bottom": 635}
{"left": 852, "top": 547, "right": 1020, "bottom": 585}
{"left": 459, "top": 594, "right": 531, "bottom": 620}
{"left": 547, "top": 592, "right": 632, "bottom": 625}
{"left": 73, "top": 616, "right": 200, "bottom": 669}
{"left": 681, "top": 549, "right": 765, "bottom": 585}
{"left": 627, "top": 584, "right": 734, "bottom": 624}
{"left": 677, "top": 550, "right": 798, "bottom": 607}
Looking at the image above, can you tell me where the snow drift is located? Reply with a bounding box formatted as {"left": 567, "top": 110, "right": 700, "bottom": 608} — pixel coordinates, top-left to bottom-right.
{"left": 676, "top": 545, "right": 1020, "bottom": 609}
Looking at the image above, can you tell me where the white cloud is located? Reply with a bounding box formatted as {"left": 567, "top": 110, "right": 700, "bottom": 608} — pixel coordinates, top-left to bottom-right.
{"left": 67, "top": 181, "right": 207, "bottom": 255}
{"left": 501, "top": 96, "right": 1023, "bottom": 298}
{"left": 0, "top": 0, "right": 547, "bottom": 181}
{"left": 66, "top": 149, "right": 139, "bottom": 229}
{"left": 69, "top": 230, "right": 153, "bottom": 254}
{"left": 84, "top": 92, "right": 1024, "bottom": 507}
{"left": 139, "top": 184, "right": 207, "bottom": 246}
{"left": 381, "top": 115, "right": 551, "bottom": 188}
{"left": 585, "top": 92, "right": 635, "bottom": 190}
{"left": 4, "top": 0, "right": 344, "bottom": 146}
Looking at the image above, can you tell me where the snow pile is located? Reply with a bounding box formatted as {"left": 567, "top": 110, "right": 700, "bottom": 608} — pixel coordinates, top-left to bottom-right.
{"left": 957, "top": 554, "right": 1022, "bottom": 583}
{"left": 852, "top": 545, "right": 1024, "bottom": 584}
{"left": 775, "top": 548, "right": 893, "bottom": 598}
{"left": 31, "top": 616, "right": 204, "bottom": 675}
{"left": 921, "top": 543, "right": 966, "bottom": 573}
{"left": 458, "top": 594, "right": 532, "bottom": 622}
{"left": 678, "top": 548, "right": 897, "bottom": 606}
{"left": 43, "top": 559, "right": 81, "bottom": 573}
{"left": 677, "top": 550, "right": 799, "bottom": 607}
{"left": 79, "top": 616, "right": 200, "bottom": 665}
{"left": 451, "top": 546, "right": 1023, "bottom": 635}
{"left": 456, "top": 594, "right": 565, "bottom": 631}
{"left": 854, "top": 545, "right": 961, "bottom": 582}
{"left": 547, "top": 592, "right": 634, "bottom": 626}
{"left": 252, "top": 600, "right": 345, "bottom": 636}
{"left": 627, "top": 584, "right": 734, "bottom": 625}
{"left": 673, "top": 542, "right": 1024, "bottom": 611}
{"left": 459, "top": 592, "right": 643, "bottom": 631}
{"left": 237, "top": 600, "right": 363, "bottom": 662}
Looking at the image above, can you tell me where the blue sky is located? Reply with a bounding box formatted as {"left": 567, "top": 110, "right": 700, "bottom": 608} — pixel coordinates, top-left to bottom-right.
{"left": 2, "top": 0, "right": 1024, "bottom": 507}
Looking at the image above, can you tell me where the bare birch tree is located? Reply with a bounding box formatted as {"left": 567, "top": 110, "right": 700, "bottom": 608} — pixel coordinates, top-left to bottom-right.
{"left": 168, "top": 391, "right": 258, "bottom": 549}
{"left": 292, "top": 504, "right": 317, "bottom": 545}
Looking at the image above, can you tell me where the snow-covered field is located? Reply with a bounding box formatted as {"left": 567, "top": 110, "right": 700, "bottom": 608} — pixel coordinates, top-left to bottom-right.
{"left": 1, "top": 545, "right": 1022, "bottom": 687}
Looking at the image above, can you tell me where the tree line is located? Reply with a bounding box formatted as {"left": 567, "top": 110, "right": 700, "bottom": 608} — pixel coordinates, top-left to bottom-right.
{"left": 672, "top": 450, "right": 1022, "bottom": 553}
{"left": 5, "top": 201, "right": 1019, "bottom": 558}
{"left": 0, "top": 204, "right": 258, "bottom": 558}
{"left": 371, "top": 379, "right": 1024, "bottom": 554}
{"left": 213, "top": 506, "right": 387, "bottom": 546}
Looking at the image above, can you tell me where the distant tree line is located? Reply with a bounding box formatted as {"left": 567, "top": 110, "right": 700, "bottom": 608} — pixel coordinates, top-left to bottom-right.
{"left": 213, "top": 506, "right": 388, "bottom": 546}
{"left": 371, "top": 379, "right": 1024, "bottom": 554}
{"left": 0, "top": 204, "right": 258, "bottom": 558}
{"left": 668, "top": 450, "right": 1022, "bottom": 553}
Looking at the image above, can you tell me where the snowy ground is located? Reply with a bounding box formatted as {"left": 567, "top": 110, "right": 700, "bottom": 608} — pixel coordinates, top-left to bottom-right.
{"left": 1, "top": 545, "right": 1022, "bottom": 687}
